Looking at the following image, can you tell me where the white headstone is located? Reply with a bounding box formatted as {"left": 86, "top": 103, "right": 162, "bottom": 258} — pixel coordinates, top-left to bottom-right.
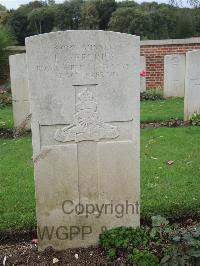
{"left": 9, "top": 54, "right": 31, "bottom": 129}
{"left": 140, "top": 56, "right": 146, "bottom": 92}
{"left": 164, "top": 54, "right": 185, "bottom": 98}
{"left": 184, "top": 50, "right": 200, "bottom": 120}
{"left": 26, "top": 30, "right": 140, "bottom": 250}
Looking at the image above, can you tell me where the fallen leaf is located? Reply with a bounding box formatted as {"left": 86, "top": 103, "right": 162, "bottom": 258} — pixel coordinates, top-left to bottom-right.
{"left": 151, "top": 156, "right": 158, "bottom": 160}
{"left": 53, "top": 258, "right": 59, "bottom": 264}
{"left": 167, "top": 160, "right": 175, "bottom": 165}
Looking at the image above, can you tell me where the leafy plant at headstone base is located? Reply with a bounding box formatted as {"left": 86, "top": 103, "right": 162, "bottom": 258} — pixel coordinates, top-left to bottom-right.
{"left": 99, "top": 215, "right": 200, "bottom": 265}
{"left": 140, "top": 89, "right": 164, "bottom": 101}
{"left": 3, "top": 81, "right": 11, "bottom": 93}
{"left": 149, "top": 216, "right": 200, "bottom": 265}
{"left": 0, "top": 90, "right": 12, "bottom": 108}
{"left": 99, "top": 226, "right": 150, "bottom": 261}
{"left": 190, "top": 112, "right": 200, "bottom": 126}
{"left": 128, "top": 248, "right": 159, "bottom": 266}
{"left": 99, "top": 217, "right": 170, "bottom": 264}
{"left": 161, "top": 224, "right": 200, "bottom": 265}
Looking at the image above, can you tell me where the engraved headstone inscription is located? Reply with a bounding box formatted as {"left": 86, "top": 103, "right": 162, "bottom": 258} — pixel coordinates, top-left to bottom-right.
{"left": 26, "top": 30, "right": 140, "bottom": 250}
{"left": 9, "top": 54, "right": 31, "bottom": 129}
{"left": 184, "top": 50, "right": 200, "bottom": 120}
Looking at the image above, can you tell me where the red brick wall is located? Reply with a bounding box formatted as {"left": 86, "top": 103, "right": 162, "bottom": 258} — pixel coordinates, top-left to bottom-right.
{"left": 1, "top": 39, "right": 200, "bottom": 89}
{"left": 141, "top": 40, "right": 200, "bottom": 89}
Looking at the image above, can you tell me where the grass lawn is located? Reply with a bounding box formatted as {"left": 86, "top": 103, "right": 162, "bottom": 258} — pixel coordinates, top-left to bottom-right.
{"left": 0, "top": 137, "right": 35, "bottom": 232}
{"left": 141, "top": 126, "right": 200, "bottom": 221}
{"left": 141, "top": 98, "right": 184, "bottom": 122}
{"left": 0, "top": 126, "right": 199, "bottom": 233}
{"left": 0, "top": 98, "right": 184, "bottom": 130}
{"left": 0, "top": 105, "right": 13, "bottom": 129}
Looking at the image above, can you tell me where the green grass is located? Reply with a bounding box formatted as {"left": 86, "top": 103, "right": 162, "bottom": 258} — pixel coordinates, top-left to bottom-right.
{"left": 0, "top": 126, "right": 199, "bottom": 232}
{"left": 141, "top": 126, "right": 200, "bottom": 221}
{"left": 0, "top": 98, "right": 184, "bottom": 130}
{"left": 0, "top": 137, "right": 35, "bottom": 232}
{"left": 141, "top": 98, "right": 184, "bottom": 123}
{"left": 0, "top": 105, "right": 13, "bottom": 129}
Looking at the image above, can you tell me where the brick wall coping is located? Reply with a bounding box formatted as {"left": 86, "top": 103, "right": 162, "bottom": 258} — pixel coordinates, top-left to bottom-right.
{"left": 141, "top": 37, "right": 200, "bottom": 46}
{"left": 5, "top": 46, "right": 26, "bottom": 51}
{"left": 6, "top": 37, "right": 200, "bottom": 51}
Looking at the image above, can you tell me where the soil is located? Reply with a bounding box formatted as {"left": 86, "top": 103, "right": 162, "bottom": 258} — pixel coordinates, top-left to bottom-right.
{"left": 140, "top": 119, "right": 191, "bottom": 129}
{"left": 0, "top": 129, "right": 31, "bottom": 139}
{"left": 1, "top": 218, "right": 199, "bottom": 265}
{"left": 0, "top": 229, "right": 125, "bottom": 265}
{"left": 0, "top": 242, "right": 117, "bottom": 266}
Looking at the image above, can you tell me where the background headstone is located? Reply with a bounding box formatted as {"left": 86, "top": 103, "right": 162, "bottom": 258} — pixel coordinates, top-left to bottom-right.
{"left": 184, "top": 50, "right": 200, "bottom": 120}
{"left": 140, "top": 56, "right": 146, "bottom": 92}
{"left": 164, "top": 54, "right": 185, "bottom": 98}
{"left": 9, "top": 53, "right": 31, "bottom": 129}
{"left": 26, "top": 30, "right": 140, "bottom": 250}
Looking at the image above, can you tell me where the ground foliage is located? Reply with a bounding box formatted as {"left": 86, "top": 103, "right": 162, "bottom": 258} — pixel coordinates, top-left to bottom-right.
{"left": 140, "top": 89, "right": 164, "bottom": 101}
{"left": 191, "top": 112, "right": 200, "bottom": 126}
{"left": 0, "top": 91, "right": 12, "bottom": 108}
{"left": 99, "top": 216, "right": 200, "bottom": 265}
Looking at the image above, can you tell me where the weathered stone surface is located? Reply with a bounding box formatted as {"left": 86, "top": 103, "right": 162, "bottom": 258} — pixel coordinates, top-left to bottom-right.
{"left": 184, "top": 50, "right": 200, "bottom": 120}
{"left": 140, "top": 56, "right": 146, "bottom": 92}
{"left": 9, "top": 53, "right": 31, "bottom": 129}
{"left": 26, "top": 30, "right": 140, "bottom": 250}
{"left": 164, "top": 54, "right": 185, "bottom": 97}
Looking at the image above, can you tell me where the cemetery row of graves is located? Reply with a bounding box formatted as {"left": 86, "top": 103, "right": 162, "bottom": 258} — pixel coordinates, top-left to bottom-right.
{"left": 0, "top": 31, "right": 200, "bottom": 264}
{"left": 1, "top": 101, "right": 200, "bottom": 264}
{"left": 0, "top": 101, "right": 200, "bottom": 226}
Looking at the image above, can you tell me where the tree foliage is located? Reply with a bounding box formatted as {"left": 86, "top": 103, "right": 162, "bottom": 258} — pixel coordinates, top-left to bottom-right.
{"left": 95, "top": 0, "right": 117, "bottom": 30}
{"left": 0, "top": 26, "right": 15, "bottom": 51}
{"left": 81, "top": 1, "right": 100, "bottom": 29}
{"left": 28, "top": 7, "right": 54, "bottom": 34}
{"left": 1, "top": 0, "right": 200, "bottom": 45}
{"left": 0, "top": 4, "right": 6, "bottom": 11}
{"left": 7, "top": 9, "right": 30, "bottom": 45}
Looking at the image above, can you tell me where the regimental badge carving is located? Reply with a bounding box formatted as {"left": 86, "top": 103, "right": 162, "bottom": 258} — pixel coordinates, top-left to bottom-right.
{"left": 54, "top": 88, "right": 119, "bottom": 142}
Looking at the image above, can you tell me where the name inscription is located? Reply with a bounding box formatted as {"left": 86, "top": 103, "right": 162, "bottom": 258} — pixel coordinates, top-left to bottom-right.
{"left": 35, "top": 41, "right": 130, "bottom": 79}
